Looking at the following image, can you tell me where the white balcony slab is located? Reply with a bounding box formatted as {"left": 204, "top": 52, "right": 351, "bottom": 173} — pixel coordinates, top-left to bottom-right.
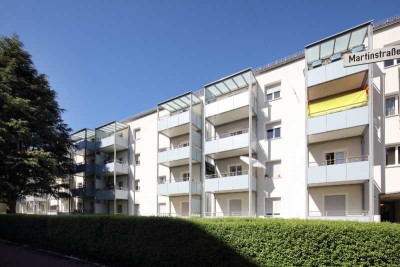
{"left": 158, "top": 111, "right": 202, "bottom": 135}
{"left": 308, "top": 106, "right": 368, "bottom": 142}
{"left": 96, "top": 136, "right": 129, "bottom": 152}
{"left": 308, "top": 161, "right": 369, "bottom": 186}
{"left": 157, "top": 180, "right": 202, "bottom": 196}
{"left": 205, "top": 132, "right": 250, "bottom": 156}
{"left": 205, "top": 174, "right": 256, "bottom": 193}
{"left": 307, "top": 59, "right": 368, "bottom": 87}
{"left": 96, "top": 162, "right": 129, "bottom": 175}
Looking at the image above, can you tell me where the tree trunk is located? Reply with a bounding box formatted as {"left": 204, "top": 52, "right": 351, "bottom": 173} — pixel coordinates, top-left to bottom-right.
{"left": 6, "top": 198, "right": 17, "bottom": 214}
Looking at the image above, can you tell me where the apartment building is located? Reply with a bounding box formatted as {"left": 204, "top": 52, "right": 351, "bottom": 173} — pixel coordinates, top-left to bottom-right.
{"left": 17, "top": 15, "right": 400, "bottom": 222}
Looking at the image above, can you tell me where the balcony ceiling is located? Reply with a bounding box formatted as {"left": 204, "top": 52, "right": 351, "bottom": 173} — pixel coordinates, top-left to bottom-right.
{"left": 207, "top": 147, "right": 250, "bottom": 160}
{"left": 308, "top": 179, "right": 367, "bottom": 187}
{"left": 308, "top": 125, "right": 366, "bottom": 144}
{"left": 308, "top": 71, "right": 367, "bottom": 101}
{"left": 160, "top": 123, "right": 199, "bottom": 138}
{"left": 97, "top": 144, "right": 128, "bottom": 153}
{"left": 207, "top": 106, "right": 254, "bottom": 126}
{"left": 159, "top": 158, "right": 200, "bottom": 167}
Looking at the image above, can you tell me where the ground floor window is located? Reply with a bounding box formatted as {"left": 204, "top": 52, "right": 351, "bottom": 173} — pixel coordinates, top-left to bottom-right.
{"left": 229, "top": 199, "right": 242, "bottom": 216}
{"left": 265, "top": 197, "right": 281, "bottom": 216}
{"left": 181, "top": 202, "right": 189, "bottom": 216}
{"left": 117, "top": 204, "right": 123, "bottom": 214}
{"left": 324, "top": 195, "right": 345, "bottom": 216}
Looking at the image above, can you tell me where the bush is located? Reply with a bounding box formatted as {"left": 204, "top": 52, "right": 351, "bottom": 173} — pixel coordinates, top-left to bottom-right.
{"left": 0, "top": 215, "right": 399, "bottom": 266}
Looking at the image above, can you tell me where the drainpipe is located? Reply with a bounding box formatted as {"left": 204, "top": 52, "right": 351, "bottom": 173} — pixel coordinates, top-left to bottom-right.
{"left": 114, "top": 122, "right": 117, "bottom": 215}
{"left": 189, "top": 93, "right": 193, "bottom": 217}
{"left": 248, "top": 73, "right": 253, "bottom": 217}
{"left": 368, "top": 23, "right": 374, "bottom": 222}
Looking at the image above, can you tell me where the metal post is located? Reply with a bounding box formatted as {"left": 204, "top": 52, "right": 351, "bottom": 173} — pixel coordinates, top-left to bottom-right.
{"left": 305, "top": 55, "right": 309, "bottom": 219}
{"left": 128, "top": 125, "right": 133, "bottom": 216}
{"left": 248, "top": 73, "right": 253, "bottom": 217}
{"left": 156, "top": 106, "right": 160, "bottom": 216}
{"left": 368, "top": 23, "right": 374, "bottom": 222}
{"left": 201, "top": 92, "right": 206, "bottom": 217}
{"left": 82, "top": 129, "right": 87, "bottom": 213}
{"left": 189, "top": 93, "right": 193, "bottom": 217}
{"left": 114, "top": 122, "right": 117, "bottom": 215}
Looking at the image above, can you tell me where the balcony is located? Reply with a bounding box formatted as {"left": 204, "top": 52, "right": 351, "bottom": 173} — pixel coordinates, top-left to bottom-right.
{"left": 96, "top": 135, "right": 129, "bottom": 152}
{"left": 73, "top": 140, "right": 95, "bottom": 155}
{"left": 158, "top": 110, "right": 202, "bottom": 137}
{"left": 205, "top": 90, "right": 257, "bottom": 126}
{"left": 307, "top": 59, "right": 368, "bottom": 88}
{"left": 72, "top": 163, "right": 95, "bottom": 176}
{"left": 308, "top": 210, "right": 369, "bottom": 222}
{"left": 205, "top": 129, "right": 255, "bottom": 159}
{"left": 70, "top": 187, "right": 95, "bottom": 197}
{"left": 157, "top": 178, "right": 202, "bottom": 196}
{"left": 205, "top": 171, "right": 256, "bottom": 193}
{"left": 158, "top": 132, "right": 202, "bottom": 167}
{"left": 24, "top": 196, "right": 47, "bottom": 202}
{"left": 96, "top": 160, "right": 129, "bottom": 176}
{"left": 308, "top": 105, "right": 368, "bottom": 143}
{"left": 95, "top": 187, "right": 129, "bottom": 200}
{"left": 308, "top": 156, "right": 369, "bottom": 186}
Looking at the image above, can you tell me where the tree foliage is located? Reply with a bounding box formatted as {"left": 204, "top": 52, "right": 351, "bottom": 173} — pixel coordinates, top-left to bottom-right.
{"left": 0, "top": 34, "right": 72, "bottom": 212}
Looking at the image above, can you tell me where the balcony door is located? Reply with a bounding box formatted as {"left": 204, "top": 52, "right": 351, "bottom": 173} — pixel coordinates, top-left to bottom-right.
{"left": 181, "top": 202, "right": 189, "bottom": 216}
{"left": 324, "top": 195, "right": 346, "bottom": 216}
{"left": 229, "top": 165, "right": 242, "bottom": 176}
{"left": 325, "top": 151, "right": 345, "bottom": 165}
{"left": 229, "top": 199, "right": 242, "bottom": 216}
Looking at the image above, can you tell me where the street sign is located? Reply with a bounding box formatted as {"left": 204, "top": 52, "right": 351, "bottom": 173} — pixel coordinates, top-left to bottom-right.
{"left": 344, "top": 45, "right": 400, "bottom": 67}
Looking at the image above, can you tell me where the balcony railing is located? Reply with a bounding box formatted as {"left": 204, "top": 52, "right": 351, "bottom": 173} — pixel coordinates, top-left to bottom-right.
{"left": 158, "top": 213, "right": 201, "bottom": 218}
{"left": 205, "top": 212, "right": 249, "bottom": 217}
{"left": 308, "top": 101, "right": 368, "bottom": 118}
{"left": 206, "top": 170, "right": 249, "bottom": 179}
{"left": 309, "top": 210, "right": 369, "bottom": 217}
{"left": 158, "top": 177, "right": 191, "bottom": 184}
{"left": 206, "top": 128, "right": 249, "bottom": 142}
{"left": 309, "top": 156, "right": 368, "bottom": 167}
{"left": 158, "top": 143, "right": 190, "bottom": 152}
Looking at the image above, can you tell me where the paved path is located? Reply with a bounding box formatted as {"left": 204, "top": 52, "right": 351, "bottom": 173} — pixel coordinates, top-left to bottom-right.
{"left": 0, "top": 240, "right": 101, "bottom": 267}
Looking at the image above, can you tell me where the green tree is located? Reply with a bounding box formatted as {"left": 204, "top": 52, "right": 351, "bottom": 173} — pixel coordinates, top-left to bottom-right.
{"left": 0, "top": 34, "right": 72, "bottom": 213}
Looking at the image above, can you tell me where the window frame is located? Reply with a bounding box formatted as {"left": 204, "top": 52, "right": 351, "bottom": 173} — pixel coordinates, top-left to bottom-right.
{"left": 264, "top": 82, "right": 282, "bottom": 102}
{"left": 265, "top": 160, "right": 282, "bottom": 178}
{"left": 133, "top": 128, "right": 141, "bottom": 140}
{"left": 265, "top": 122, "right": 282, "bottom": 140}
{"left": 265, "top": 197, "right": 281, "bottom": 217}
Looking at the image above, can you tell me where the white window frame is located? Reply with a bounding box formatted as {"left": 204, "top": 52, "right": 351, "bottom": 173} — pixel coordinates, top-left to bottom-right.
{"left": 264, "top": 82, "right": 282, "bottom": 102}
{"left": 181, "top": 172, "right": 190, "bottom": 181}
{"left": 133, "top": 128, "right": 141, "bottom": 140}
{"left": 134, "top": 179, "right": 140, "bottom": 191}
{"left": 385, "top": 95, "right": 399, "bottom": 117}
{"left": 228, "top": 165, "right": 243, "bottom": 176}
{"left": 323, "top": 149, "right": 347, "bottom": 165}
{"left": 265, "top": 197, "right": 281, "bottom": 217}
{"left": 265, "top": 122, "right": 281, "bottom": 140}
{"left": 135, "top": 153, "right": 141, "bottom": 165}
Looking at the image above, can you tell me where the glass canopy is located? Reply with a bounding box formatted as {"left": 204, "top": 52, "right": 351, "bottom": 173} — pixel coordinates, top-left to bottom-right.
{"left": 158, "top": 92, "right": 202, "bottom": 113}
{"left": 95, "top": 121, "right": 128, "bottom": 134}
{"left": 205, "top": 69, "right": 254, "bottom": 100}
{"left": 306, "top": 24, "right": 369, "bottom": 64}
{"left": 72, "top": 129, "right": 95, "bottom": 141}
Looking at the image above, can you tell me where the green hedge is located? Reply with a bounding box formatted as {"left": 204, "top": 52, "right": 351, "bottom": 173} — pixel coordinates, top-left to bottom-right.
{"left": 0, "top": 215, "right": 399, "bottom": 266}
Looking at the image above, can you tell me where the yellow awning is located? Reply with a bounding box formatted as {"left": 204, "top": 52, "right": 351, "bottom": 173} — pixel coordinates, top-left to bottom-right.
{"left": 308, "top": 89, "right": 368, "bottom": 118}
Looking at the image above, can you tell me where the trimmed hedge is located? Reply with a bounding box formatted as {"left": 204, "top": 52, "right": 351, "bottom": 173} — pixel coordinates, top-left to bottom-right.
{"left": 0, "top": 216, "right": 399, "bottom": 266}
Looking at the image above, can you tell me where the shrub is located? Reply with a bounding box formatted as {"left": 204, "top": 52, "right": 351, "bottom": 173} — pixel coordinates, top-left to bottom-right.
{"left": 0, "top": 215, "right": 399, "bottom": 266}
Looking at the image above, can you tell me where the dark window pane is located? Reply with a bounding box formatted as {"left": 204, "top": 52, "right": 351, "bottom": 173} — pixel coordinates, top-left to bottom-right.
{"left": 274, "top": 91, "right": 281, "bottom": 99}
{"left": 267, "top": 129, "right": 274, "bottom": 140}
{"left": 386, "top": 147, "right": 396, "bottom": 165}
{"left": 274, "top": 127, "right": 281, "bottom": 138}
{"left": 384, "top": 59, "right": 394, "bottom": 67}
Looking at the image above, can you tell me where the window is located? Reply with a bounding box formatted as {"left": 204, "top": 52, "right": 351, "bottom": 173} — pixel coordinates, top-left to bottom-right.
{"left": 135, "top": 180, "right": 140, "bottom": 191}
{"left": 266, "top": 122, "right": 281, "bottom": 140}
{"left": 384, "top": 58, "right": 400, "bottom": 68}
{"left": 324, "top": 195, "right": 345, "bottom": 216}
{"left": 77, "top": 182, "right": 83, "bottom": 188}
{"left": 229, "top": 199, "right": 242, "bottom": 216}
{"left": 265, "top": 160, "right": 281, "bottom": 178}
{"left": 182, "top": 172, "right": 190, "bottom": 181}
{"left": 117, "top": 204, "right": 123, "bottom": 214}
{"left": 181, "top": 202, "right": 189, "bottom": 216}
{"left": 386, "top": 147, "right": 396, "bottom": 166}
{"left": 158, "top": 203, "right": 166, "bottom": 215}
{"left": 229, "top": 165, "right": 242, "bottom": 175}
{"left": 385, "top": 96, "right": 398, "bottom": 116}
{"left": 134, "top": 204, "right": 140, "bottom": 215}
{"left": 325, "top": 151, "right": 345, "bottom": 165}
{"left": 265, "top": 197, "right": 281, "bottom": 216}
{"left": 265, "top": 82, "right": 281, "bottom": 102}
{"left": 118, "top": 181, "right": 123, "bottom": 188}
{"left": 134, "top": 128, "right": 141, "bottom": 140}
{"left": 158, "top": 176, "right": 166, "bottom": 184}
{"left": 135, "top": 154, "right": 141, "bottom": 165}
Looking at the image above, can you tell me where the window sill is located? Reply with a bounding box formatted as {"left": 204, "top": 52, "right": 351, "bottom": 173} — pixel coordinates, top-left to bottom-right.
{"left": 266, "top": 137, "right": 282, "bottom": 141}
{"left": 265, "top": 97, "right": 282, "bottom": 103}
{"left": 386, "top": 164, "right": 400, "bottom": 168}
{"left": 385, "top": 114, "right": 399, "bottom": 119}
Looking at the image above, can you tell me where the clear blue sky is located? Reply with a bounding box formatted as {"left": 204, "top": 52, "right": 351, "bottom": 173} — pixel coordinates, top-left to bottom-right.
{"left": 1, "top": 1, "right": 398, "bottom": 131}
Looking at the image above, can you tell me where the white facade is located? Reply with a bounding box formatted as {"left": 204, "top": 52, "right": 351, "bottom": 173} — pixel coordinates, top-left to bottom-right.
{"left": 16, "top": 16, "right": 400, "bottom": 222}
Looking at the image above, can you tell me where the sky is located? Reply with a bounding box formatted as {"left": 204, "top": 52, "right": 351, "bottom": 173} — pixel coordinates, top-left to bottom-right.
{"left": 1, "top": 0, "right": 398, "bottom": 131}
